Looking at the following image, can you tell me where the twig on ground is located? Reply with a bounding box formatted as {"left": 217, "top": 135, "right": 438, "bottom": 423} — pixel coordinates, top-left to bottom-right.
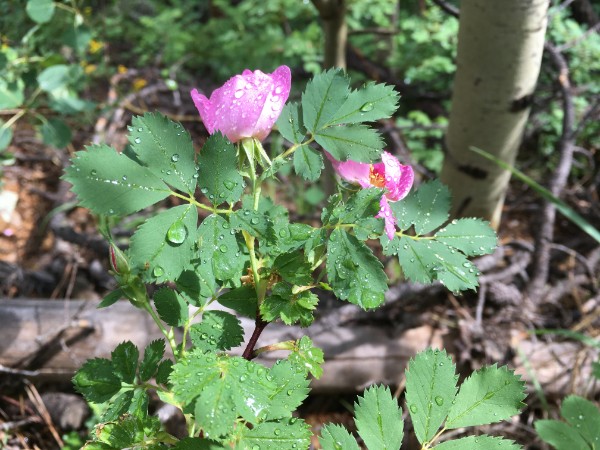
{"left": 527, "top": 42, "right": 577, "bottom": 300}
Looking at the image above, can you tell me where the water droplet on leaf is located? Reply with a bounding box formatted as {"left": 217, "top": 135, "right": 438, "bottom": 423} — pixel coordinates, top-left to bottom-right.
{"left": 171, "top": 154, "right": 180, "bottom": 162}
{"left": 435, "top": 396, "right": 444, "bottom": 406}
{"left": 167, "top": 221, "right": 187, "bottom": 244}
{"left": 360, "top": 102, "right": 374, "bottom": 112}
{"left": 134, "top": 137, "right": 141, "bottom": 144}
{"left": 153, "top": 266, "right": 164, "bottom": 277}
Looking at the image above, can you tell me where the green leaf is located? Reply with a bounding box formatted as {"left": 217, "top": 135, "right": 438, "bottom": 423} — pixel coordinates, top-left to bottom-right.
{"left": 98, "top": 288, "right": 123, "bottom": 308}
{"left": 62, "top": 24, "right": 92, "bottom": 54}
{"left": 173, "top": 437, "right": 225, "bottom": 449}
{"left": 265, "top": 360, "right": 310, "bottom": 420}
{"left": 102, "top": 390, "right": 134, "bottom": 422}
{"left": 237, "top": 419, "right": 311, "bottom": 450}
{"left": 41, "top": 118, "right": 72, "bottom": 148}
{"left": 405, "top": 348, "right": 458, "bottom": 444}
{"left": 129, "top": 113, "right": 197, "bottom": 194}
{"left": 195, "top": 382, "right": 236, "bottom": 439}
{"left": 111, "top": 341, "right": 139, "bottom": 384}
{"left": 154, "top": 287, "right": 189, "bottom": 327}
{"left": 95, "top": 415, "right": 161, "bottom": 448}
{"left": 260, "top": 283, "right": 318, "bottom": 327}
{"left": 535, "top": 420, "right": 590, "bottom": 450}
{"left": 189, "top": 310, "right": 244, "bottom": 352}
{"left": 288, "top": 336, "right": 324, "bottom": 379}
{"left": 225, "top": 357, "right": 277, "bottom": 423}
{"left": 37, "top": 65, "right": 72, "bottom": 92}
{"left": 230, "top": 209, "right": 275, "bottom": 243}
{"left": 327, "top": 188, "right": 382, "bottom": 226}
{"left": 176, "top": 270, "right": 208, "bottom": 307}
{"left": 155, "top": 360, "right": 173, "bottom": 385}
{"left": 314, "top": 124, "right": 383, "bottom": 163}
{"left": 129, "top": 204, "right": 198, "bottom": 283}
{"left": 302, "top": 69, "right": 349, "bottom": 133}
{"left": 433, "top": 435, "right": 522, "bottom": 450}
{"left": 593, "top": 361, "right": 600, "bottom": 380}
{"left": 327, "top": 81, "right": 399, "bottom": 125}
{"left": 0, "top": 78, "right": 24, "bottom": 109}
{"left": 128, "top": 388, "right": 149, "bottom": 418}
{"left": 396, "top": 238, "right": 479, "bottom": 292}
{"left": 73, "top": 358, "right": 121, "bottom": 403}
{"left": 277, "top": 102, "right": 306, "bottom": 144}
{"left": 63, "top": 145, "right": 170, "bottom": 216}
{"left": 446, "top": 365, "right": 526, "bottom": 429}
{"left": 217, "top": 285, "right": 258, "bottom": 318}
{"left": 354, "top": 385, "right": 403, "bottom": 450}
{"left": 561, "top": 395, "right": 600, "bottom": 446}
{"left": 319, "top": 424, "right": 360, "bottom": 450}
{"left": 26, "top": 0, "right": 55, "bottom": 23}
{"left": 326, "top": 229, "right": 388, "bottom": 309}
{"left": 392, "top": 179, "right": 451, "bottom": 234}
{"left": 198, "top": 214, "right": 245, "bottom": 282}
{"left": 197, "top": 134, "right": 244, "bottom": 206}
{"left": 272, "top": 252, "right": 313, "bottom": 285}
{"left": 170, "top": 350, "right": 222, "bottom": 405}
{"left": 293, "top": 145, "right": 323, "bottom": 181}
{"left": 436, "top": 219, "right": 497, "bottom": 256}
{"left": 0, "top": 122, "right": 13, "bottom": 151}
{"left": 139, "top": 339, "right": 165, "bottom": 382}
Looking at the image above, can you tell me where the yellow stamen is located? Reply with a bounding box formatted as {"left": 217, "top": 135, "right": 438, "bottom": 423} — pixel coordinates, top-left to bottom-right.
{"left": 369, "top": 165, "right": 386, "bottom": 188}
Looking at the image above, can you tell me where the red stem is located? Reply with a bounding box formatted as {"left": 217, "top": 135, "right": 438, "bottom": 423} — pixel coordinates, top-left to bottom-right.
{"left": 242, "top": 317, "right": 268, "bottom": 360}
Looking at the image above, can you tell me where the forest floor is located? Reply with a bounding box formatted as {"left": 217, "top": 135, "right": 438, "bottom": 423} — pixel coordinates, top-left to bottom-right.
{"left": 0, "top": 71, "right": 598, "bottom": 450}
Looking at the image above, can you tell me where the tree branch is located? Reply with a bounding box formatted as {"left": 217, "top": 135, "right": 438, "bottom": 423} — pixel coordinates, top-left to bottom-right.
{"left": 431, "top": 0, "right": 460, "bottom": 18}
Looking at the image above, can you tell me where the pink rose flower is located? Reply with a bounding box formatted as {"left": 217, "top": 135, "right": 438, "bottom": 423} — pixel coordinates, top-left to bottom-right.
{"left": 326, "top": 151, "right": 414, "bottom": 240}
{"left": 191, "top": 66, "right": 291, "bottom": 143}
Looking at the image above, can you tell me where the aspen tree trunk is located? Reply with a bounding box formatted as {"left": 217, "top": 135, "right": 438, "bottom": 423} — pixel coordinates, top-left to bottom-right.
{"left": 440, "top": 0, "right": 549, "bottom": 228}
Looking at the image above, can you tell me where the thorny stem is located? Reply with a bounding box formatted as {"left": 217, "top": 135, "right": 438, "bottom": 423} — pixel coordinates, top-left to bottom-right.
{"left": 242, "top": 317, "right": 268, "bottom": 360}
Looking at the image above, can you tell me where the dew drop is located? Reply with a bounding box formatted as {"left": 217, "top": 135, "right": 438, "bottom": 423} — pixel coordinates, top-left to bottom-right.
{"left": 275, "top": 86, "right": 283, "bottom": 95}
{"left": 250, "top": 217, "right": 259, "bottom": 225}
{"left": 153, "top": 266, "right": 164, "bottom": 277}
{"left": 137, "top": 127, "right": 143, "bottom": 132}
{"left": 219, "top": 244, "right": 228, "bottom": 253}
{"left": 274, "top": 428, "right": 281, "bottom": 436}
{"left": 234, "top": 89, "right": 244, "bottom": 99}
{"left": 223, "top": 180, "right": 235, "bottom": 190}
{"left": 484, "top": 391, "right": 495, "bottom": 400}
{"left": 410, "top": 404, "right": 418, "bottom": 414}
{"left": 167, "top": 221, "right": 187, "bottom": 244}
{"left": 90, "top": 169, "right": 97, "bottom": 176}
{"left": 134, "top": 137, "right": 141, "bottom": 144}
{"left": 171, "top": 154, "right": 180, "bottom": 162}
{"left": 435, "top": 396, "right": 444, "bottom": 406}
{"left": 121, "top": 175, "right": 127, "bottom": 181}
{"left": 360, "top": 102, "right": 374, "bottom": 112}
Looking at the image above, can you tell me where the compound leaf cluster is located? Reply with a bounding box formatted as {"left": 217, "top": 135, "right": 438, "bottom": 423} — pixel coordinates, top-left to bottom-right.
{"left": 384, "top": 180, "right": 497, "bottom": 292}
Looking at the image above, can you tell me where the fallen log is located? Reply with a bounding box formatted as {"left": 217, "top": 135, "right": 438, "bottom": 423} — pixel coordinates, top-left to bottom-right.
{"left": 0, "top": 298, "right": 596, "bottom": 397}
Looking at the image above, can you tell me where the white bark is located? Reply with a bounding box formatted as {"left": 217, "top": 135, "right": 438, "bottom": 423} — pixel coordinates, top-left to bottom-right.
{"left": 440, "top": 0, "right": 549, "bottom": 228}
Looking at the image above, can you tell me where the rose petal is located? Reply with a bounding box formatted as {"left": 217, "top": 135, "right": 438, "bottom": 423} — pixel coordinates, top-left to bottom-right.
{"left": 191, "top": 66, "right": 291, "bottom": 142}
{"left": 191, "top": 89, "right": 216, "bottom": 135}
{"left": 376, "top": 196, "right": 397, "bottom": 240}
{"left": 375, "top": 151, "right": 414, "bottom": 201}
{"left": 325, "top": 152, "right": 371, "bottom": 188}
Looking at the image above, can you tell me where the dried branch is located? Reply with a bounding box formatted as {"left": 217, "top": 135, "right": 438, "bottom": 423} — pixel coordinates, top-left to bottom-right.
{"left": 527, "top": 42, "right": 577, "bottom": 299}
{"left": 431, "top": 0, "right": 460, "bottom": 18}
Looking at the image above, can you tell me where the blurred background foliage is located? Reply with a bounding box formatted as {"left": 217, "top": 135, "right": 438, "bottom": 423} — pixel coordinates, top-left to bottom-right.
{"left": 0, "top": 0, "right": 598, "bottom": 179}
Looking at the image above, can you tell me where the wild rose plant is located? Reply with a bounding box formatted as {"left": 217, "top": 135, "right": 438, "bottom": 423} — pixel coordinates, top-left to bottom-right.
{"left": 64, "top": 67, "right": 511, "bottom": 449}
